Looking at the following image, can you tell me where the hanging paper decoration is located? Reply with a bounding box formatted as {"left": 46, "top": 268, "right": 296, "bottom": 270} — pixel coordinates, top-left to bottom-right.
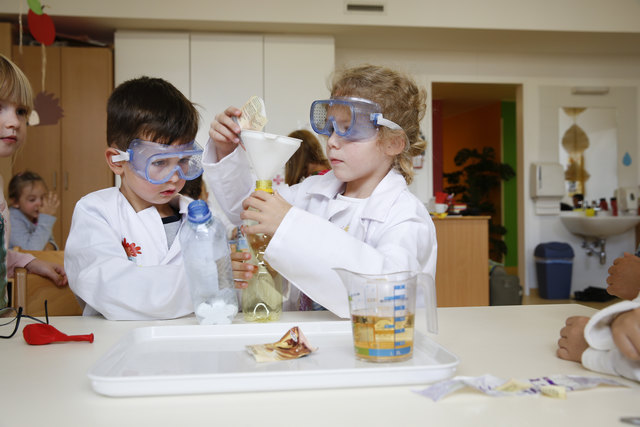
{"left": 33, "top": 91, "right": 64, "bottom": 126}
{"left": 27, "top": 8, "right": 56, "bottom": 46}
{"left": 623, "top": 152, "right": 632, "bottom": 167}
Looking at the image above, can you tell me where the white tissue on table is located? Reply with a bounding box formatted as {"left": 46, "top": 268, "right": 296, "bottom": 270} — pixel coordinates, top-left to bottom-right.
{"left": 196, "top": 300, "right": 238, "bottom": 325}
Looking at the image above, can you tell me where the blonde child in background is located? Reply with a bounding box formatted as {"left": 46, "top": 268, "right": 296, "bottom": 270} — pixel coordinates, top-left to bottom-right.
{"left": 9, "top": 170, "right": 59, "bottom": 250}
{"left": 65, "top": 76, "right": 207, "bottom": 320}
{"left": 205, "top": 64, "right": 437, "bottom": 318}
{"left": 0, "top": 54, "right": 67, "bottom": 308}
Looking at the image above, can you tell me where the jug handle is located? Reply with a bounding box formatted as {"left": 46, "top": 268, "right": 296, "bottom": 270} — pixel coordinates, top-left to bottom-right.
{"left": 420, "top": 272, "right": 439, "bottom": 334}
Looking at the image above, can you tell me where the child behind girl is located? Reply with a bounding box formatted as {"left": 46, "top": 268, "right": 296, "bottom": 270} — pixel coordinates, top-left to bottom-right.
{"left": 9, "top": 171, "right": 59, "bottom": 250}
{"left": 0, "top": 54, "right": 67, "bottom": 308}
{"left": 204, "top": 64, "right": 437, "bottom": 317}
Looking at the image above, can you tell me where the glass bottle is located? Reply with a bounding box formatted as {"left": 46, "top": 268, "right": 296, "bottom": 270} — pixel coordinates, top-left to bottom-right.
{"left": 242, "top": 179, "right": 283, "bottom": 321}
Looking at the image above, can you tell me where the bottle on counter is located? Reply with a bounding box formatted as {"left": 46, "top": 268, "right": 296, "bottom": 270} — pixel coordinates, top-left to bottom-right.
{"left": 599, "top": 198, "right": 609, "bottom": 213}
{"left": 180, "top": 200, "right": 238, "bottom": 325}
{"left": 610, "top": 197, "right": 618, "bottom": 216}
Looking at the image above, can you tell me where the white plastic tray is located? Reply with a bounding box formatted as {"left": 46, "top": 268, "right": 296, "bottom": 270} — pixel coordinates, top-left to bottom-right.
{"left": 88, "top": 321, "right": 459, "bottom": 397}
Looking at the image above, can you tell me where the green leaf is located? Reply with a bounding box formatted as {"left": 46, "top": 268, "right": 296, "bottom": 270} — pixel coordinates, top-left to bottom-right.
{"left": 27, "top": 0, "right": 43, "bottom": 15}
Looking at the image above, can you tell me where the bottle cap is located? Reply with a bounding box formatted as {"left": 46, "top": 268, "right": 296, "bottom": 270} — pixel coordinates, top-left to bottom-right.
{"left": 186, "top": 200, "right": 212, "bottom": 224}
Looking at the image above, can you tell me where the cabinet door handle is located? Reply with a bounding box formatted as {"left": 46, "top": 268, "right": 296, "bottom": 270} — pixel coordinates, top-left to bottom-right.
{"left": 64, "top": 172, "right": 69, "bottom": 190}
{"left": 52, "top": 171, "right": 57, "bottom": 190}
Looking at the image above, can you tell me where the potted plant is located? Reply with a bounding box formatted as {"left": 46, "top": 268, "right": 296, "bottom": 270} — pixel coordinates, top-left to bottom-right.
{"left": 443, "top": 147, "right": 515, "bottom": 261}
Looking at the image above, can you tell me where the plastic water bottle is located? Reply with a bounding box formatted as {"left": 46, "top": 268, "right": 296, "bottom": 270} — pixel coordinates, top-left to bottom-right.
{"left": 180, "top": 200, "right": 238, "bottom": 324}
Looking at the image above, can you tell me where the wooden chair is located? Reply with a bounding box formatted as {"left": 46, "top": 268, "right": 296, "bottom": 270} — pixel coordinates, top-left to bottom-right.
{"left": 10, "top": 249, "right": 83, "bottom": 316}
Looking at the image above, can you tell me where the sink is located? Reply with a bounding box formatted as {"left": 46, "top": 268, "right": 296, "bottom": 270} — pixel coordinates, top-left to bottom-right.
{"left": 559, "top": 212, "right": 640, "bottom": 239}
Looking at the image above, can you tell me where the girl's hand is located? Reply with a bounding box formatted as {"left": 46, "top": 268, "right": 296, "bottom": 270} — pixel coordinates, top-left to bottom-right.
{"left": 241, "top": 191, "right": 292, "bottom": 237}
{"left": 231, "top": 251, "right": 254, "bottom": 289}
{"left": 208, "top": 106, "right": 242, "bottom": 160}
{"left": 611, "top": 307, "right": 640, "bottom": 361}
{"left": 557, "top": 316, "right": 590, "bottom": 362}
{"left": 24, "top": 258, "right": 68, "bottom": 287}
{"left": 39, "top": 191, "right": 59, "bottom": 216}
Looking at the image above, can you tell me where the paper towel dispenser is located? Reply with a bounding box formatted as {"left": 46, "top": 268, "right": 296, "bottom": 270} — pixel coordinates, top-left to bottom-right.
{"left": 530, "top": 162, "right": 565, "bottom": 198}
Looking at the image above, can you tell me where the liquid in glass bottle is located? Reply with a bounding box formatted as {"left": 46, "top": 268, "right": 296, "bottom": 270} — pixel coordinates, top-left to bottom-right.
{"left": 242, "top": 179, "right": 283, "bottom": 321}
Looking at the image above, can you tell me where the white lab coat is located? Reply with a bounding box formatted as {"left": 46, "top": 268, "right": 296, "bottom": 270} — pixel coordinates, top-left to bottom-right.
{"left": 202, "top": 144, "right": 437, "bottom": 318}
{"left": 582, "top": 293, "right": 640, "bottom": 382}
{"left": 65, "top": 187, "right": 193, "bottom": 320}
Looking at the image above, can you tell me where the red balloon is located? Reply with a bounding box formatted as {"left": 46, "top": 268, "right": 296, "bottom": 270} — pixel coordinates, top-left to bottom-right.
{"left": 27, "top": 9, "right": 56, "bottom": 46}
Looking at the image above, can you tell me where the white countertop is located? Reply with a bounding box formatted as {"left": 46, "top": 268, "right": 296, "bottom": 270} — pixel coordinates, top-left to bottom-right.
{"left": 2, "top": 305, "right": 638, "bottom": 427}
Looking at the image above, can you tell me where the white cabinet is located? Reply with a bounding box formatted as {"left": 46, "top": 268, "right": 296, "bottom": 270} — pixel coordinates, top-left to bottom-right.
{"left": 190, "top": 33, "right": 264, "bottom": 145}
{"left": 114, "top": 31, "right": 190, "bottom": 97}
{"left": 115, "top": 31, "right": 335, "bottom": 146}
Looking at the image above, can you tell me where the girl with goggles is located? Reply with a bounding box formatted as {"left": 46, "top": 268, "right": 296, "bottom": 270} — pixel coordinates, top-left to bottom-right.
{"left": 310, "top": 97, "right": 402, "bottom": 142}
{"left": 111, "top": 139, "right": 204, "bottom": 184}
{"left": 205, "top": 65, "right": 435, "bottom": 320}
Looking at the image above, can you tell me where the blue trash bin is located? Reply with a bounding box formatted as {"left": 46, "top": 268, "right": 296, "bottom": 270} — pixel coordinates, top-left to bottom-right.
{"left": 534, "top": 242, "right": 574, "bottom": 299}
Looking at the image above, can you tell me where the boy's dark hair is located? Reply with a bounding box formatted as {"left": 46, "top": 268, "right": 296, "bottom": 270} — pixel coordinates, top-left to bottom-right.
{"left": 8, "top": 170, "right": 46, "bottom": 202}
{"left": 107, "top": 77, "right": 199, "bottom": 150}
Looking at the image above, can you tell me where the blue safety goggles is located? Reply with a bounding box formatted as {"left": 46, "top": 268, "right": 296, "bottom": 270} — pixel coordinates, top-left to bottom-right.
{"left": 310, "top": 97, "right": 402, "bottom": 142}
{"left": 112, "top": 139, "right": 203, "bottom": 184}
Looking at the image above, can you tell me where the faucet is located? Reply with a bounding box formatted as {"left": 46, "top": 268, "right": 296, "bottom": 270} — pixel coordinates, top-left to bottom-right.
{"left": 581, "top": 238, "right": 607, "bottom": 264}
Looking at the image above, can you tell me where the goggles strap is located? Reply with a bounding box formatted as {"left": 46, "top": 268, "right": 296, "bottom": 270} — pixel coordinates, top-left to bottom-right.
{"left": 111, "top": 149, "right": 130, "bottom": 162}
{"left": 371, "top": 113, "right": 402, "bottom": 131}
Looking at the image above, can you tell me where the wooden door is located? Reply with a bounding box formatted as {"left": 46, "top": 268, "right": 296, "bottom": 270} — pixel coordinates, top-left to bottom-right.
{"left": 11, "top": 46, "right": 63, "bottom": 244}
{"left": 60, "top": 47, "right": 113, "bottom": 246}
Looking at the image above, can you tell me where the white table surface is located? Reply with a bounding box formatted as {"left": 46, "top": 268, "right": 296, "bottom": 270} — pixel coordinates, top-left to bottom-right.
{"left": 2, "top": 304, "right": 638, "bottom": 427}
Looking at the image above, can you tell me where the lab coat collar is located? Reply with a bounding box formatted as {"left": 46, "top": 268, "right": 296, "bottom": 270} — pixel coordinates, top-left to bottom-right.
{"left": 306, "top": 169, "right": 408, "bottom": 223}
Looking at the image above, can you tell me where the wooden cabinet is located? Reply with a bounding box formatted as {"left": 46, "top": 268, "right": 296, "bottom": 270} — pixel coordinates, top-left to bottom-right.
{"left": 433, "top": 216, "right": 490, "bottom": 307}
{"left": 11, "top": 45, "right": 113, "bottom": 248}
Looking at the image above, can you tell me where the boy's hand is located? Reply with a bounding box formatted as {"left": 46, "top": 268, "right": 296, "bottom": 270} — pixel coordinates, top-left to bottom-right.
{"left": 241, "top": 191, "right": 292, "bottom": 237}
{"left": 606, "top": 252, "right": 640, "bottom": 300}
{"left": 231, "top": 251, "right": 254, "bottom": 289}
{"left": 209, "top": 106, "right": 242, "bottom": 160}
{"left": 611, "top": 307, "right": 640, "bottom": 361}
{"left": 39, "top": 191, "right": 59, "bottom": 216}
{"left": 557, "top": 316, "right": 590, "bottom": 362}
{"left": 24, "top": 258, "right": 68, "bottom": 287}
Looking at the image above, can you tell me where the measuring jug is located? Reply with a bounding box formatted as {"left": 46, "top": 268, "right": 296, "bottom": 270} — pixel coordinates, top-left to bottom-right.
{"left": 335, "top": 268, "right": 438, "bottom": 363}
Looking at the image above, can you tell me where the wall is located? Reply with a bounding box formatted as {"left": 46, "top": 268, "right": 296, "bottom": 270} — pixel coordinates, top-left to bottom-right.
{"left": 335, "top": 46, "right": 640, "bottom": 293}
{"left": 2, "top": 0, "right": 640, "bottom": 33}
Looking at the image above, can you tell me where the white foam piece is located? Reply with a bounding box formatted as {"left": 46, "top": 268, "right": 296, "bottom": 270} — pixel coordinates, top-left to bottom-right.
{"left": 241, "top": 129, "right": 301, "bottom": 180}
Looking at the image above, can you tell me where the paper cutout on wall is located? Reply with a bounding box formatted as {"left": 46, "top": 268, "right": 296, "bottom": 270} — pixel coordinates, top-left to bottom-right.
{"left": 27, "top": 8, "right": 55, "bottom": 46}
{"left": 33, "top": 91, "right": 64, "bottom": 126}
{"left": 27, "top": 0, "right": 43, "bottom": 15}
{"left": 623, "top": 152, "right": 632, "bottom": 167}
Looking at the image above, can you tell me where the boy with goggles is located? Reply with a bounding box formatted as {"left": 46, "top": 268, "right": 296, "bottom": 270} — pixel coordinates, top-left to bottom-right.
{"left": 205, "top": 65, "right": 437, "bottom": 319}
{"left": 111, "top": 139, "right": 203, "bottom": 185}
{"left": 65, "top": 77, "right": 226, "bottom": 321}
